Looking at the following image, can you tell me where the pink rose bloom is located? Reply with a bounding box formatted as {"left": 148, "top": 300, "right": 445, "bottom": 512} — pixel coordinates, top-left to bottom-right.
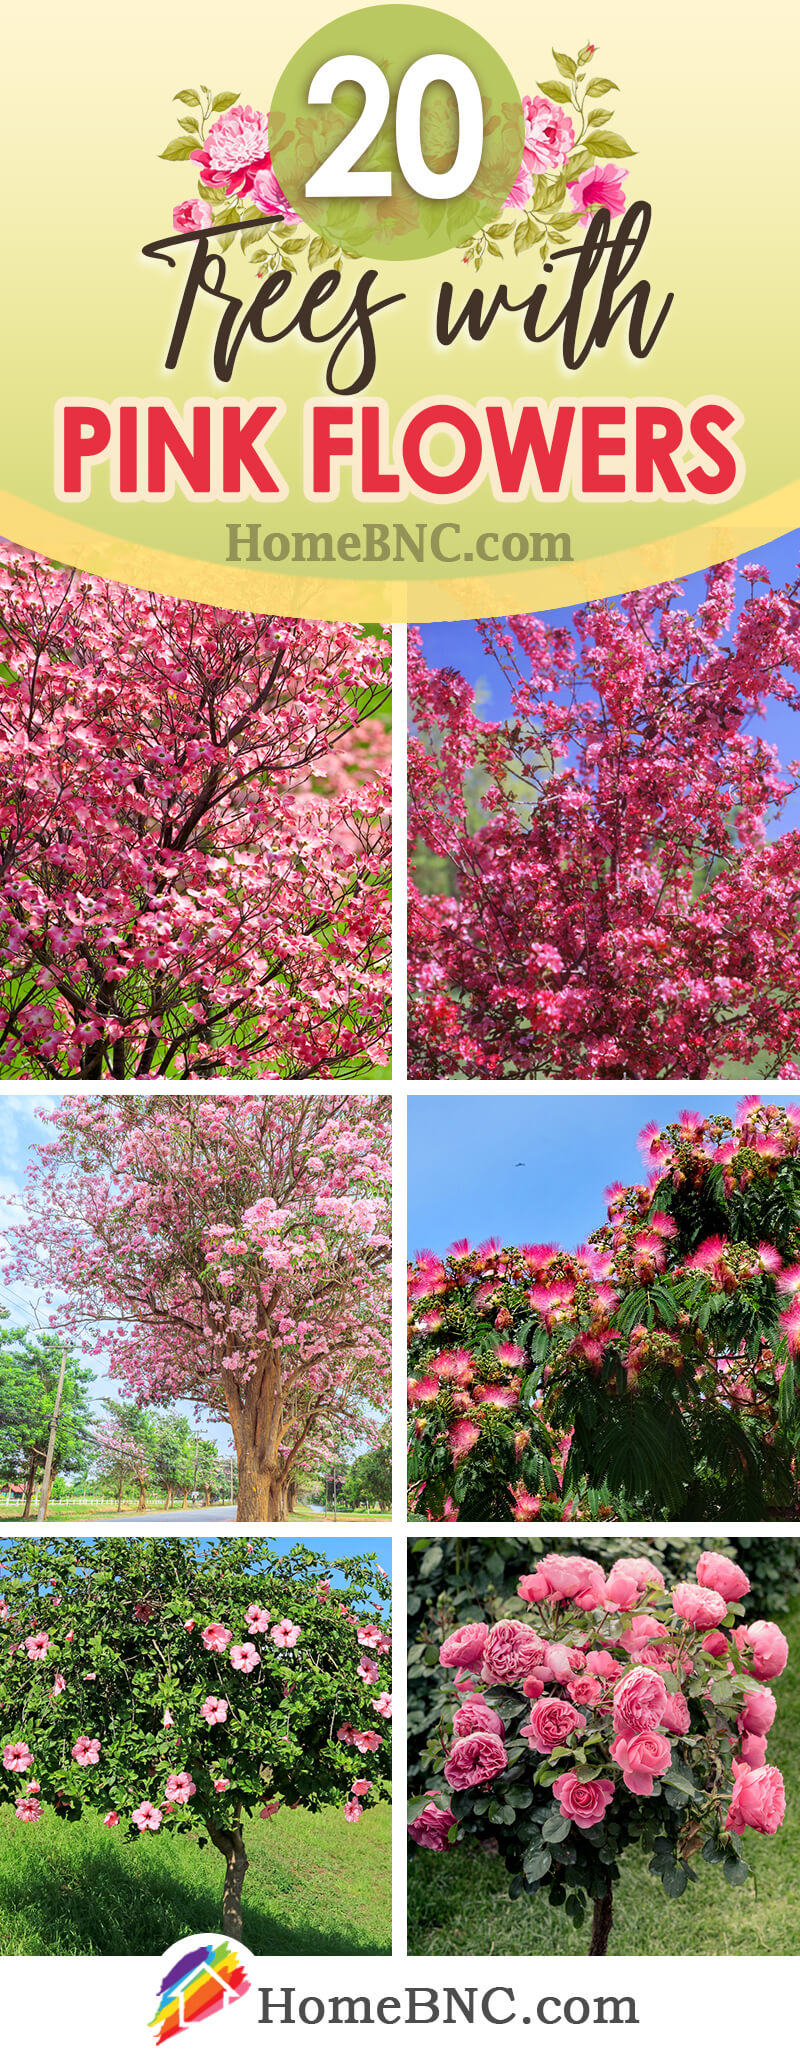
{"left": 3, "top": 1742, "right": 33, "bottom": 1773}
{"left": 71, "top": 1736, "right": 101, "bottom": 1767}
{"left": 245, "top": 1605, "right": 271, "bottom": 1632}
{"left": 586, "top": 1650, "right": 623, "bottom": 1681}
{"left": 695, "top": 1552, "right": 750, "bottom": 1601}
{"left": 568, "top": 164, "right": 628, "bottom": 221}
{"left": 444, "top": 1733, "right": 508, "bottom": 1790}
{"left": 522, "top": 1698, "right": 587, "bottom": 1752}
{"left": 735, "top": 1621, "right": 789, "bottom": 1681}
{"left": 726, "top": 1764, "right": 785, "bottom": 1836}
{"left": 552, "top": 1769, "right": 615, "bottom": 1830}
{"left": 173, "top": 198, "right": 213, "bottom": 234}
{"left": 15, "top": 1797, "right": 42, "bottom": 1823}
{"left": 103, "top": 1811, "right": 119, "bottom": 1827}
{"left": 214, "top": 1778, "right": 230, "bottom": 1793}
{"left": 439, "top": 1622, "right": 489, "bottom": 1670}
{"left": 522, "top": 94, "right": 575, "bottom": 173}
{"left": 536, "top": 1554, "right": 607, "bottom": 1610}
{"left": 165, "top": 1772, "right": 196, "bottom": 1803}
{"left": 613, "top": 1666, "right": 669, "bottom": 1736}
{"left": 672, "top": 1582, "right": 728, "bottom": 1630}
{"left": 131, "top": 1801, "right": 163, "bottom": 1832}
{"left": 351, "top": 1779, "right": 372, "bottom": 1796}
{"left": 569, "top": 1676, "right": 603, "bottom": 1709}
{"left": 271, "top": 1618, "right": 301, "bottom": 1649}
{"left": 741, "top": 1687, "right": 777, "bottom": 1736}
{"left": 452, "top": 1698, "right": 505, "bottom": 1740}
{"left": 736, "top": 1731, "right": 767, "bottom": 1769}
{"left": 623, "top": 1615, "right": 668, "bottom": 1650}
{"left": 517, "top": 1572, "right": 551, "bottom": 1603}
{"left": 25, "top": 1633, "right": 50, "bottom": 1662}
{"left": 522, "top": 1674, "right": 545, "bottom": 1700}
{"left": 702, "top": 1632, "right": 729, "bottom": 1658}
{"left": 230, "top": 1642, "right": 260, "bottom": 1673}
{"left": 260, "top": 1800, "right": 282, "bottom": 1818}
{"left": 543, "top": 1641, "right": 574, "bottom": 1684}
{"left": 343, "top": 1799, "right": 363, "bottom": 1823}
{"left": 251, "top": 165, "right": 299, "bottom": 224}
{"left": 612, "top": 1557, "right": 665, "bottom": 1594}
{"left": 408, "top": 1799, "right": 457, "bottom": 1851}
{"left": 482, "top": 1618, "right": 549, "bottom": 1685}
{"left": 662, "top": 1691, "right": 691, "bottom": 1735}
{"left": 201, "top": 1696, "right": 228, "bottom": 1726}
{"left": 201, "top": 1623, "right": 231, "bottom": 1654}
{"left": 611, "top": 1729, "right": 672, "bottom": 1796}
{"left": 190, "top": 104, "right": 271, "bottom": 198}
{"left": 603, "top": 1567, "right": 640, "bottom": 1610}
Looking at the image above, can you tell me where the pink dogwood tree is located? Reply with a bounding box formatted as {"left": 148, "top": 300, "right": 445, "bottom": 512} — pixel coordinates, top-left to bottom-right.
{"left": 5, "top": 1095, "right": 391, "bottom": 1520}
{"left": 409, "top": 561, "right": 800, "bottom": 1078}
{"left": 0, "top": 546, "right": 391, "bottom": 1079}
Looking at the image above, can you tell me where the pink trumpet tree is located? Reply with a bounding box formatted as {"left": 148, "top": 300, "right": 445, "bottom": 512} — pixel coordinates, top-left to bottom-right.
{"left": 5, "top": 1095, "right": 392, "bottom": 1521}
{"left": 408, "top": 562, "right": 800, "bottom": 1078}
{"left": 0, "top": 547, "right": 391, "bottom": 1079}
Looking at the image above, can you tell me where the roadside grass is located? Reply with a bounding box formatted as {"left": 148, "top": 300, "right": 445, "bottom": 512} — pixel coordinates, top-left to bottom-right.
{"left": 407, "top": 1600, "right": 800, "bottom": 1958}
{"left": 0, "top": 1502, "right": 392, "bottom": 1526}
{"left": 0, "top": 1801, "right": 391, "bottom": 1956}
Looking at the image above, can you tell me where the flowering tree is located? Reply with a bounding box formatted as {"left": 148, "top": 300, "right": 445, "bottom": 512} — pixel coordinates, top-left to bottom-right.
{"left": 408, "top": 1098, "right": 800, "bottom": 1522}
{"left": 6, "top": 1095, "right": 391, "bottom": 1521}
{"left": 0, "top": 1537, "right": 391, "bottom": 1941}
{"left": 0, "top": 546, "right": 391, "bottom": 1079}
{"left": 408, "top": 560, "right": 800, "bottom": 1078}
{"left": 408, "top": 1548, "right": 786, "bottom": 1955}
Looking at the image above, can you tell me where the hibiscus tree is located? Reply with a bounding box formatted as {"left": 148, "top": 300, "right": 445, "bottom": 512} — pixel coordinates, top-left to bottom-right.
{"left": 408, "top": 560, "right": 800, "bottom": 1078}
{"left": 0, "top": 546, "right": 391, "bottom": 1079}
{"left": 0, "top": 1536, "right": 391, "bottom": 1941}
{"left": 6, "top": 1095, "right": 391, "bottom": 1520}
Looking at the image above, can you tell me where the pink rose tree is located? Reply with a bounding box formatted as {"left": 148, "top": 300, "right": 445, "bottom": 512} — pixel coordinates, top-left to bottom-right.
{"left": 409, "top": 1550, "right": 787, "bottom": 1955}
{"left": 0, "top": 544, "right": 390, "bottom": 1079}
{"left": 408, "top": 1099, "right": 800, "bottom": 1521}
{"left": 0, "top": 1537, "right": 391, "bottom": 1942}
{"left": 6, "top": 1094, "right": 391, "bottom": 1521}
{"left": 409, "top": 557, "right": 800, "bottom": 1081}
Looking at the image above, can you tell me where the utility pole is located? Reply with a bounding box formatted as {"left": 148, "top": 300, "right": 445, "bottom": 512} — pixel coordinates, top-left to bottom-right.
{"left": 36, "top": 1347, "right": 67, "bottom": 1523}
{"left": 193, "top": 1431, "right": 199, "bottom": 1501}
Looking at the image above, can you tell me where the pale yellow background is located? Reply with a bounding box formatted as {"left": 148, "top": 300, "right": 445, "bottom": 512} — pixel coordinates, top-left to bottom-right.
{"left": 3, "top": 0, "right": 800, "bottom": 618}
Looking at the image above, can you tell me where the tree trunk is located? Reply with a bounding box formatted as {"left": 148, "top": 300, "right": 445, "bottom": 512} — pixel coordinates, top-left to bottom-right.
{"left": 181, "top": 1488, "right": 188, "bottom": 1508}
{"left": 234, "top": 1444, "right": 282, "bottom": 1521}
{"left": 208, "top": 1821, "right": 249, "bottom": 1942}
{"left": 589, "top": 1887, "right": 614, "bottom": 1956}
{"left": 204, "top": 1484, "right": 211, "bottom": 1507}
{"left": 22, "top": 1452, "right": 38, "bottom": 1520}
{"left": 165, "top": 1484, "right": 173, "bottom": 1510}
{"left": 138, "top": 1478, "right": 147, "bottom": 1512}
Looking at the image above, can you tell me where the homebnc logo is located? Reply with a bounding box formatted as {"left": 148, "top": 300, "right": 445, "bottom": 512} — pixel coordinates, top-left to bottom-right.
{"left": 150, "top": 1934, "right": 251, "bottom": 2043}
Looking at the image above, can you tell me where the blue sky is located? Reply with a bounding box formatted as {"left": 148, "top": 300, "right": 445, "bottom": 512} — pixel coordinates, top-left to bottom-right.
{"left": 417, "top": 531, "right": 800, "bottom": 832}
{"left": 407, "top": 1092, "right": 797, "bottom": 1256}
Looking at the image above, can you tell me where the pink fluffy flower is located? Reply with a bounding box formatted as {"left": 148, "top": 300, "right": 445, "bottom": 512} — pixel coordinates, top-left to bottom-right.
{"left": 271, "top": 1618, "right": 301, "bottom": 1649}
{"left": 726, "top": 1764, "right": 785, "bottom": 1836}
{"left": 611, "top": 1729, "right": 672, "bottom": 1796}
{"left": 448, "top": 1420, "right": 480, "bottom": 1463}
{"left": 439, "top": 1622, "right": 489, "bottom": 1670}
{"left": 522, "top": 94, "right": 575, "bottom": 173}
{"left": 201, "top": 1622, "right": 231, "bottom": 1653}
{"left": 15, "top": 1796, "right": 42, "bottom": 1823}
{"left": 165, "top": 1772, "right": 196, "bottom": 1804}
{"left": 245, "top": 1605, "right": 271, "bottom": 1632}
{"left": 612, "top": 1666, "right": 669, "bottom": 1736}
{"left": 131, "top": 1801, "right": 163, "bottom": 1832}
{"left": 172, "top": 199, "right": 213, "bottom": 233}
{"left": 71, "top": 1736, "right": 101, "bottom": 1767}
{"left": 201, "top": 1695, "right": 228, "bottom": 1726}
{"left": 230, "top": 1641, "right": 261, "bottom": 1673}
{"left": 343, "top": 1799, "right": 363, "bottom": 1823}
{"left": 694, "top": 1551, "right": 750, "bottom": 1601}
{"left": 522, "top": 1698, "right": 587, "bottom": 1752}
{"left": 452, "top": 1698, "right": 505, "bottom": 1740}
{"left": 552, "top": 1769, "right": 615, "bottom": 1830}
{"left": 672, "top": 1582, "right": 728, "bottom": 1630}
{"left": 408, "top": 1800, "right": 457, "bottom": 1851}
{"left": 3, "top": 1741, "right": 33, "bottom": 1773}
{"left": 444, "top": 1732, "right": 508, "bottom": 1790}
{"left": 190, "top": 104, "right": 271, "bottom": 198}
{"left": 568, "top": 163, "right": 628, "bottom": 220}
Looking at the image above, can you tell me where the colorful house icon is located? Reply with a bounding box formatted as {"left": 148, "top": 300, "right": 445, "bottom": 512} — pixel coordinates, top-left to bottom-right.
{"left": 150, "top": 1939, "right": 250, "bottom": 2043}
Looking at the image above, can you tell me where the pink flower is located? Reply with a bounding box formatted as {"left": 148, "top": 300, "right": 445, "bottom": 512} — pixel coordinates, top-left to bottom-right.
{"left": 358, "top": 1658, "right": 379, "bottom": 1685}
{"left": 612, "top": 1666, "right": 669, "bottom": 1736}
{"left": 251, "top": 165, "right": 299, "bottom": 223}
{"left": 452, "top": 1698, "right": 505, "bottom": 1741}
{"left": 611, "top": 1729, "right": 672, "bottom": 1796}
{"left": 694, "top": 1551, "right": 750, "bottom": 1601}
{"left": 522, "top": 1698, "right": 587, "bottom": 1753}
{"left": 736, "top": 1731, "right": 767, "bottom": 1769}
{"left": 3, "top": 1741, "right": 33, "bottom": 1773}
{"left": 672, "top": 1582, "right": 727, "bottom": 1630}
{"left": 517, "top": 1572, "right": 551, "bottom": 1603}
{"left": 162, "top": 1708, "right": 174, "bottom": 1728}
{"left": 353, "top": 1730, "right": 382, "bottom": 1753}
{"left": 15, "top": 1797, "right": 42, "bottom": 1823}
{"left": 201, "top": 1622, "right": 231, "bottom": 1653}
{"left": 439, "top": 1622, "right": 489, "bottom": 1670}
{"left": 71, "top": 1735, "right": 101, "bottom": 1767}
{"left": 522, "top": 94, "right": 575, "bottom": 173}
{"left": 131, "top": 1801, "right": 163, "bottom": 1832}
{"left": 183, "top": 1620, "right": 195, "bottom": 1633}
{"left": 271, "top": 1618, "right": 301, "bottom": 1649}
{"left": 245, "top": 1605, "right": 271, "bottom": 1632}
{"left": 201, "top": 1696, "right": 228, "bottom": 1725}
{"left": 702, "top": 1632, "right": 729, "bottom": 1659}
{"left": 735, "top": 1620, "right": 789, "bottom": 1681}
{"left": 662, "top": 1691, "right": 691, "bottom": 1735}
{"left": 214, "top": 1778, "right": 231, "bottom": 1793}
{"left": 568, "top": 164, "right": 628, "bottom": 220}
{"left": 173, "top": 199, "right": 214, "bottom": 234}
{"left": 552, "top": 1770, "right": 615, "bottom": 1830}
{"left": 165, "top": 1772, "right": 196, "bottom": 1804}
{"left": 52, "top": 1674, "right": 66, "bottom": 1696}
{"left": 260, "top": 1800, "right": 282, "bottom": 1818}
{"left": 448, "top": 1420, "right": 480, "bottom": 1463}
{"left": 603, "top": 1567, "right": 640, "bottom": 1610}
{"left": 569, "top": 1676, "right": 604, "bottom": 1709}
{"left": 190, "top": 104, "right": 271, "bottom": 198}
{"left": 482, "top": 1618, "right": 549, "bottom": 1685}
{"left": 536, "top": 1554, "right": 607, "bottom": 1610}
{"left": 351, "top": 1779, "right": 372, "bottom": 1796}
{"left": 103, "top": 1811, "right": 119, "bottom": 1827}
{"left": 24, "top": 1633, "right": 50, "bottom": 1662}
{"left": 505, "top": 158, "right": 534, "bottom": 210}
{"left": 408, "top": 1800, "right": 456, "bottom": 1851}
{"left": 726, "top": 1764, "right": 785, "bottom": 1836}
{"left": 316, "top": 1582, "right": 331, "bottom": 1599}
{"left": 343, "top": 1799, "right": 363, "bottom": 1822}
{"left": 371, "top": 1693, "right": 392, "bottom": 1718}
{"left": 586, "top": 1650, "right": 623, "bottom": 1682}
{"left": 741, "top": 1687, "right": 777, "bottom": 1736}
{"left": 444, "top": 1732, "right": 508, "bottom": 1790}
{"left": 230, "top": 1642, "right": 260, "bottom": 1673}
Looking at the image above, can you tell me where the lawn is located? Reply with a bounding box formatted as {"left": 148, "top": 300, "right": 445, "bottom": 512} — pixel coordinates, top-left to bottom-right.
{"left": 407, "top": 1600, "right": 800, "bottom": 1958}
{"left": 0, "top": 1801, "right": 391, "bottom": 1956}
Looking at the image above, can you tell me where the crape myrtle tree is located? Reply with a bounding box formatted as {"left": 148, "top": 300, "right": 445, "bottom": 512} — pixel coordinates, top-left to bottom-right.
{"left": 408, "top": 1099, "right": 800, "bottom": 1523}
{"left": 0, "top": 1536, "right": 392, "bottom": 1942}
{"left": 0, "top": 546, "right": 391, "bottom": 1080}
{"left": 7, "top": 1094, "right": 391, "bottom": 1521}
{"left": 0, "top": 1328, "right": 93, "bottom": 1516}
{"left": 408, "top": 1548, "right": 787, "bottom": 1955}
{"left": 408, "top": 560, "right": 800, "bottom": 1079}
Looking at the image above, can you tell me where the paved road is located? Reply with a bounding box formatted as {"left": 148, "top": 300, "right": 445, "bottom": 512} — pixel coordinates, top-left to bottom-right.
{"left": 105, "top": 1505, "right": 237, "bottom": 1526}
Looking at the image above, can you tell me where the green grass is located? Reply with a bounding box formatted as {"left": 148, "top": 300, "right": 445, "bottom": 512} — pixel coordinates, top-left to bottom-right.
{"left": 0, "top": 1801, "right": 391, "bottom": 1956}
{"left": 408, "top": 1600, "right": 800, "bottom": 1958}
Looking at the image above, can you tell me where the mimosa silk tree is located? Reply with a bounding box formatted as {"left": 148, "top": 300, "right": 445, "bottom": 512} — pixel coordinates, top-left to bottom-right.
{"left": 5, "top": 1096, "right": 391, "bottom": 1520}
